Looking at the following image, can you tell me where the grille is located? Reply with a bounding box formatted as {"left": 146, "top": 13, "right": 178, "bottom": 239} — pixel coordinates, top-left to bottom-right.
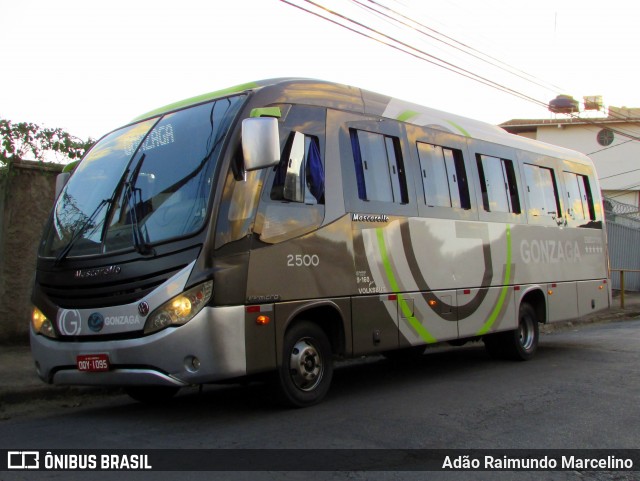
{"left": 39, "top": 266, "right": 186, "bottom": 309}
{"left": 37, "top": 247, "right": 200, "bottom": 309}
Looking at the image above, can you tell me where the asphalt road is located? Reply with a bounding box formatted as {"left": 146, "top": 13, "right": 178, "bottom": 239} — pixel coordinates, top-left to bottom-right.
{"left": 1, "top": 318, "right": 639, "bottom": 481}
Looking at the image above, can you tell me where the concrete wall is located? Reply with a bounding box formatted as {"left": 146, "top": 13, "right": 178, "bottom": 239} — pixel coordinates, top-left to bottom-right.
{"left": 0, "top": 160, "right": 61, "bottom": 344}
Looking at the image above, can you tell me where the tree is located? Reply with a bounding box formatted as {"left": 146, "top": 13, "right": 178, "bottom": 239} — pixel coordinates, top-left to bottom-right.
{"left": 0, "top": 118, "right": 94, "bottom": 175}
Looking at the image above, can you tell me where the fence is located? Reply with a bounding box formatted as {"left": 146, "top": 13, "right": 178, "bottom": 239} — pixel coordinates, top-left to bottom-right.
{"left": 605, "top": 198, "right": 640, "bottom": 292}
{"left": 609, "top": 269, "right": 640, "bottom": 308}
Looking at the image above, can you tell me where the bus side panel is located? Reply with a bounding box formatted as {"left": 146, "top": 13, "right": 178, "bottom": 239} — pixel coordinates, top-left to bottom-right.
{"left": 246, "top": 216, "right": 355, "bottom": 302}
{"left": 353, "top": 220, "right": 462, "bottom": 345}
{"left": 577, "top": 279, "right": 610, "bottom": 317}
{"left": 398, "top": 291, "right": 458, "bottom": 347}
{"left": 245, "top": 304, "right": 277, "bottom": 375}
{"left": 547, "top": 282, "right": 579, "bottom": 323}
{"left": 457, "top": 286, "right": 517, "bottom": 338}
{"left": 351, "top": 295, "right": 398, "bottom": 356}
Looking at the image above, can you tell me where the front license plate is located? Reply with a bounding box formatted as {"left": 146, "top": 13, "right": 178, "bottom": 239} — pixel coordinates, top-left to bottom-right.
{"left": 76, "top": 354, "right": 110, "bottom": 372}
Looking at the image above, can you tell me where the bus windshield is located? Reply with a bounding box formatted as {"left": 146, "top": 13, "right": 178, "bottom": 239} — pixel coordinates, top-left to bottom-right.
{"left": 41, "top": 94, "right": 246, "bottom": 259}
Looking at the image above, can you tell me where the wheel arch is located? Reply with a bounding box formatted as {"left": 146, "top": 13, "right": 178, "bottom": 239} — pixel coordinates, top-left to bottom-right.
{"left": 519, "top": 287, "right": 547, "bottom": 324}
{"left": 277, "top": 300, "right": 348, "bottom": 364}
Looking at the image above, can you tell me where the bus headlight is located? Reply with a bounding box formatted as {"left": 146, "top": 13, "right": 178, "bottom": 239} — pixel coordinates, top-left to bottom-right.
{"left": 31, "top": 306, "right": 57, "bottom": 339}
{"left": 143, "top": 281, "right": 213, "bottom": 335}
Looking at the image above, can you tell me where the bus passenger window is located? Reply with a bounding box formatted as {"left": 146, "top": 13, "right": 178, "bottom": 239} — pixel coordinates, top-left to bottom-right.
{"left": 417, "top": 142, "right": 470, "bottom": 209}
{"left": 271, "top": 132, "right": 324, "bottom": 204}
{"left": 476, "top": 154, "right": 521, "bottom": 214}
{"left": 523, "top": 163, "right": 561, "bottom": 218}
{"left": 351, "top": 129, "right": 408, "bottom": 204}
{"left": 564, "top": 171, "right": 595, "bottom": 220}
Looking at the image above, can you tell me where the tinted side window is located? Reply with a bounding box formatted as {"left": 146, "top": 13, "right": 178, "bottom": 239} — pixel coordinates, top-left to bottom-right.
{"left": 271, "top": 132, "right": 324, "bottom": 205}
{"left": 523, "top": 163, "right": 561, "bottom": 218}
{"left": 564, "top": 171, "right": 595, "bottom": 221}
{"left": 417, "top": 142, "right": 470, "bottom": 209}
{"left": 351, "top": 130, "right": 408, "bottom": 204}
{"left": 477, "top": 154, "right": 521, "bottom": 214}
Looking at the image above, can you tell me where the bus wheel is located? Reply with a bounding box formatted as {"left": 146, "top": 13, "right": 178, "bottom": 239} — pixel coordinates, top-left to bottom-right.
{"left": 509, "top": 302, "right": 539, "bottom": 360}
{"left": 278, "top": 321, "right": 333, "bottom": 408}
{"left": 484, "top": 302, "right": 539, "bottom": 361}
{"left": 125, "top": 386, "right": 180, "bottom": 404}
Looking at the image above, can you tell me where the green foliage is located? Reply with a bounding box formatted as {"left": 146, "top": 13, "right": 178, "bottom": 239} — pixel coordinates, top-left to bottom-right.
{"left": 0, "top": 118, "right": 94, "bottom": 174}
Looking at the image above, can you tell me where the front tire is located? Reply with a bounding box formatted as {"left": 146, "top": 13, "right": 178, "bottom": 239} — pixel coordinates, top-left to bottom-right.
{"left": 277, "top": 321, "right": 333, "bottom": 408}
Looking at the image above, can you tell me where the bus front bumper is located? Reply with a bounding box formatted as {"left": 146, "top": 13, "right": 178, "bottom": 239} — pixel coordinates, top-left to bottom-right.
{"left": 30, "top": 306, "right": 247, "bottom": 387}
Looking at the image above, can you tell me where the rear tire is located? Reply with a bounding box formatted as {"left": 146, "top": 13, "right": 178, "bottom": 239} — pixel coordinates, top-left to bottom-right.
{"left": 484, "top": 302, "right": 539, "bottom": 361}
{"left": 505, "top": 302, "right": 539, "bottom": 361}
{"left": 277, "top": 321, "right": 333, "bottom": 408}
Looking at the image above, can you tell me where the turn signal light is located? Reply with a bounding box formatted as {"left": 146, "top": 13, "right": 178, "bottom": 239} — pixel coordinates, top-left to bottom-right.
{"left": 256, "top": 315, "right": 270, "bottom": 325}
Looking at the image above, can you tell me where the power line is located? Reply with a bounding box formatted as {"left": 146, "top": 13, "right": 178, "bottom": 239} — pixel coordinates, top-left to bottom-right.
{"left": 588, "top": 139, "right": 635, "bottom": 157}
{"left": 363, "top": 0, "right": 640, "bottom": 139}
{"left": 283, "top": 0, "right": 551, "bottom": 108}
{"left": 356, "top": 0, "right": 565, "bottom": 94}
{"left": 600, "top": 165, "right": 640, "bottom": 181}
{"left": 283, "top": 0, "right": 640, "bottom": 144}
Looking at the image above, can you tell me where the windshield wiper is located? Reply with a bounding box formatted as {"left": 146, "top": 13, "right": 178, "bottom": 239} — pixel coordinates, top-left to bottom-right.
{"left": 54, "top": 198, "right": 111, "bottom": 265}
{"left": 122, "top": 179, "right": 155, "bottom": 256}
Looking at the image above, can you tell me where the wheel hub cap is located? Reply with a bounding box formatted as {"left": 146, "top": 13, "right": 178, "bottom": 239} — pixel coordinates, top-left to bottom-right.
{"left": 290, "top": 339, "right": 323, "bottom": 391}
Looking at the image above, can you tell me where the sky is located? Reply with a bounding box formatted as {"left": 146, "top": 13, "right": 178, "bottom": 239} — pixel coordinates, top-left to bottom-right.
{"left": 2, "top": 0, "right": 640, "bottom": 143}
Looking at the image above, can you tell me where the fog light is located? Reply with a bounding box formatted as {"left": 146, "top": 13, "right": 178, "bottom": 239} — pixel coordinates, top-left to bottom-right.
{"left": 185, "top": 356, "right": 201, "bottom": 373}
{"left": 192, "top": 357, "right": 201, "bottom": 370}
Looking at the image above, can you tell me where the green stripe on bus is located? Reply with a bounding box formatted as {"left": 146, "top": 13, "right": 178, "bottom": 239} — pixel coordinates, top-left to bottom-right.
{"left": 397, "top": 110, "right": 420, "bottom": 122}
{"left": 376, "top": 228, "right": 437, "bottom": 344}
{"left": 250, "top": 107, "right": 282, "bottom": 118}
{"left": 132, "top": 81, "right": 259, "bottom": 121}
{"left": 446, "top": 120, "right": 471, "bottom": 138}
{"left": 477, "top": 225, "right": 512, "bottom": 335}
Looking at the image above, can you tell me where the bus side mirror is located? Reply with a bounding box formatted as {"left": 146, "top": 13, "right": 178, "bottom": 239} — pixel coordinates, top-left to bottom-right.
{"left": 242, "top": 117, "right": 280, "bottom": 171}
{"left": 55, "top": 172, "right": 71, "bottom": 199}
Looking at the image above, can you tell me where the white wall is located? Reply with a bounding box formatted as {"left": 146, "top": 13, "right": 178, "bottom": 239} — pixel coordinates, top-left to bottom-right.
{"left": 535, "top": 123, "right": 640, "bottom": 194}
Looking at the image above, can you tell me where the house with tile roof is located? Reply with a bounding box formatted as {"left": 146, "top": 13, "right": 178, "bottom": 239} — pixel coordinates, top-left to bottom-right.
{"left": 500, "top": 106, "right": 640, "bottom": 212}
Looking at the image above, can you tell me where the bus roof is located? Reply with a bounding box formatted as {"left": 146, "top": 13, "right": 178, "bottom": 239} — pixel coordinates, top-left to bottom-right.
{"left": 132, "top": 78, "right": 593, "bottom": 166}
